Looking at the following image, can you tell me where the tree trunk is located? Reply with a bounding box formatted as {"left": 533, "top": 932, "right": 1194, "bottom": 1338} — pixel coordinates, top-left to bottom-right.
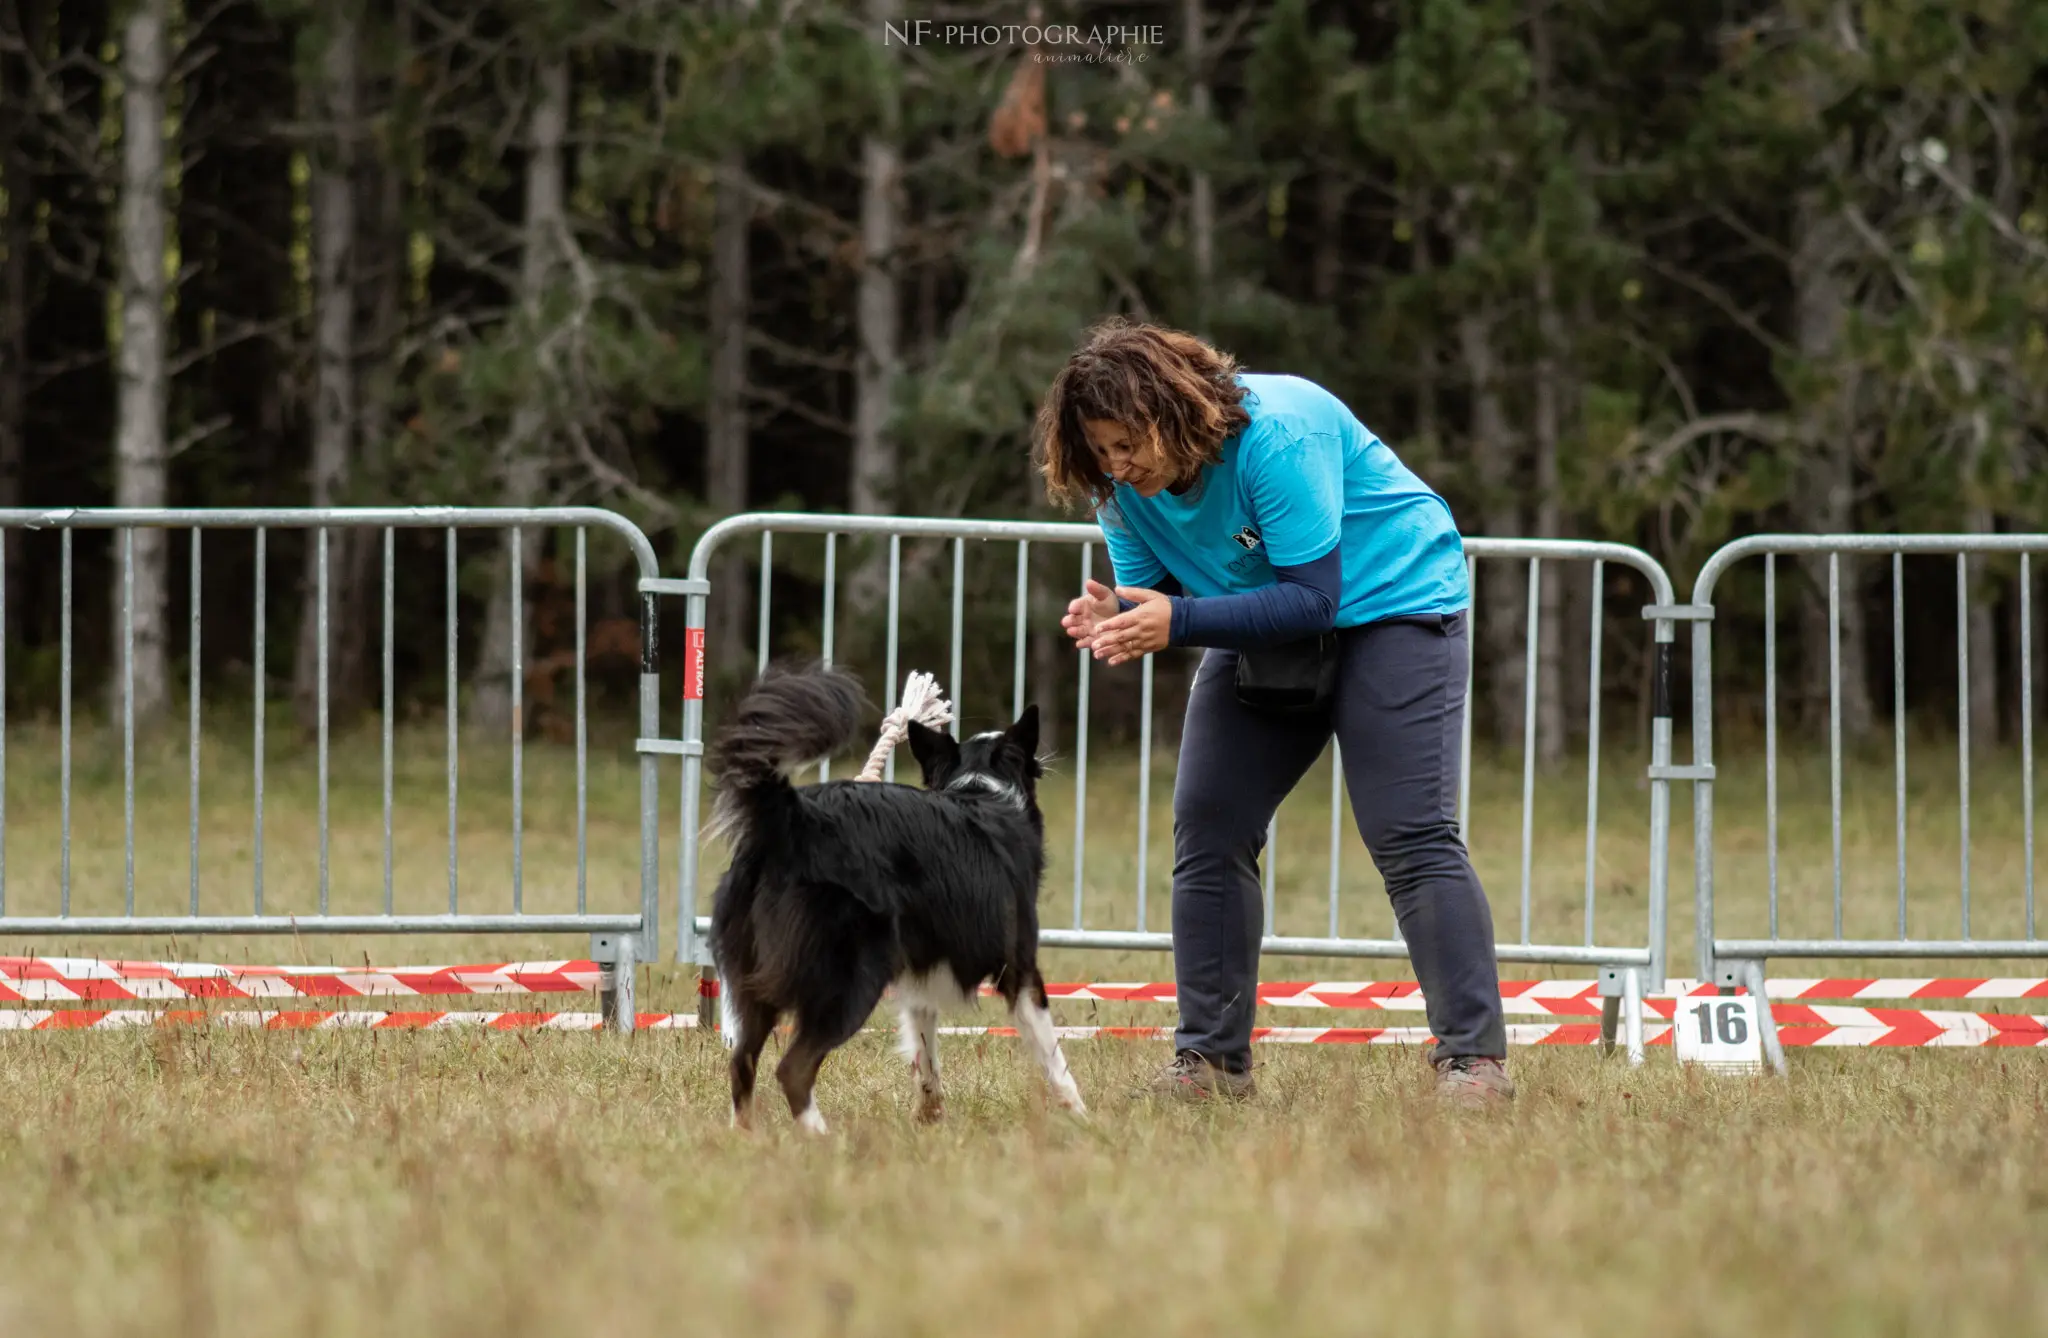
{"left": 1455, "top": 295, "right": 1524, "bottom": 747}
{"left": 355, "top": 0, "right": 408, "bottom": 488}
{"left": 1788, "top": 183, "right": 1874, "bottom": 742}
{"left": 1531, "top": 258, "right": 1567, "bottom": 768}
{"left": 844, "top": 0, "right": 902, "bottom": 639}
{"left": 0, "top": 26, "right": 30, "bottom": 620}
{"left": 294, "top": 0, "right": 364, "bottom": 732}
{"left": 1412, "top": 225, "right": 1438, "bottom": 450}
{"left": 707, "top": 148, "right": 752, "bottom": 678}
{"left": 113, "top": 0, "right": 172, "bottom": 724}
{"left": 1949, "top": 112, "right": 2002, "bottom": 751}
{"left": 1786, "top": 12, "right": 1873, "bottom": 744}
{"left": 706, "top": 0, "right": 756, "bottom": 678}
{"left": 849, "top": 110, "right": 900, "bottom": 511}
{"left": 470, "top": 54, "right": 567, "bottom": 734}
{"left": 1312, "top": 172, "right": 1344, "bottom": 307}
{"left": 1527, "top": 0, "right": 1567, "bottom": 767}
{"left": 341, "top": 53, "right": 404, "bottom": 710}
{"left": 1185, "top": 0, "right": 1213, "bottom": 296}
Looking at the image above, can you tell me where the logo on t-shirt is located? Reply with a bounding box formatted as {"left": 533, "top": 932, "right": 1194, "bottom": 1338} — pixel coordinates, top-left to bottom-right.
{"left": 1230, "top": 525, "right": 1263, "bottom": 552}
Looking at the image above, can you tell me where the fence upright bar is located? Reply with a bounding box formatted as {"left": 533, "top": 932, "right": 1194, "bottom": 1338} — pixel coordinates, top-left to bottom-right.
{"left": 635, "top": 519, "right": 662, "bottom": 969}
{"left": 1073, "top": 542, "right": 1092, "bottom": 930}
{"left": 122, "top": 529, "right": 135, "bottom": 915}
{"left": 188, "top": 529, "right": 200, "bottom": 914}
{"left": 253, "top": 528, "right": 265, "bottom": 913}
{"left": 950, "top": 538, "right": 965, "bottom": 739}
{"left": 1519, "top": 558, "right": 1540, "bottom": 944}
{"left": 383, "top": 528, "right": 396, "bottom": 916}
{"left": 2027, "top": 553, "right": 2037, "bottom": 940}
{"left": 60, "top": 530, "right": 72, "bottom": 915}
{"left": 677, "top": 565, "right": 704, "bottom": 967}
{"left": 575, "top": 527, "right": 587, "bottom": 913}
{"left": 1329, "top": 744, "right": 1344, "bottom": 939}
{"left": 757, "top": 531, "right": 772, "bottom": 676}
{"left": 1958, "top": 554, "right": 1971, "bottom": 938}
{"left": 885, "top": 534, "right": 901, "bottom": 782}
{"left": 1137, "top": 653, "right": 1154, "bottom": 932}
{"left": 821, "top": 534, "right": 838, "bottom": 666}
{"left": 1691, "top": 542, "right": 1721, "bottom": 983}
{"left": 1459, "top": 556, "right": 1475, "bottom": 844}
{"left": 1829, "top": 553, "right": 1843, "bottom": 940}
{"left": 1766, "top": 554, "right": 1778, "bottom": 936}
{"left": 1583, "top": 560, "right": 1604, "bottom": 945}
{"left": 511, "top": 531, "right": 524, "bottom": 915}
{"left": 821, "top": 532, "right": 836, "bottom": 781}
{"left": 1644, "top": 608, "right": 1677, "bottom": 1001}
{"left": 1894, "top": 554, "right": 1907, "bottom": 937}
{"left": 446, "top": 527, "right": 458, "bottom": 914}
{"left": 1013, "top": 541, "right": 1029, "bottom": 720}
{"left": 318, "top": 527, "right": 331, "bottom": 914}
{"left": 0, "top": 532, "right": 6, "bottom": 912}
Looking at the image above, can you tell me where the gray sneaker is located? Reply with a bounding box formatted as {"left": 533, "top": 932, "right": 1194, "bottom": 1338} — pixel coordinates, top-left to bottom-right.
{"left": 1433, "top": 1055, "right": 1515, "bottom": 1109}
{"left": 1139, "top": 1049, "right": 1256, "bottom": 1102}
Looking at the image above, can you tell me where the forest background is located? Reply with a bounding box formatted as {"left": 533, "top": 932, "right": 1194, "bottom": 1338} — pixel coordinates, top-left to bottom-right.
{"left": 5, "top": 0, "right": 2048, "bottom": 763}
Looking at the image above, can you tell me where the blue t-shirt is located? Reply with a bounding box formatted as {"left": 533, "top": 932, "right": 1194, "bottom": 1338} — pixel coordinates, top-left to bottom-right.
{"left": 1098, "top": 373, "right": 1468, "bottom": 628}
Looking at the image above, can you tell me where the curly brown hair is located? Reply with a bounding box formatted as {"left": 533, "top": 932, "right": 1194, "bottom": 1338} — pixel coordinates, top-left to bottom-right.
{"left": 1032, "top": 317, "right": 1252, "bottom": 511}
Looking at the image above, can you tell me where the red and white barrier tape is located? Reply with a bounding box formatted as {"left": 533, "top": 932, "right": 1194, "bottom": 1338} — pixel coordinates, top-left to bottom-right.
{"left": 0, "top": 1010, "right": 681, "bottom": 1031}
{"left": 1057, "top": 997, "right": 2048, "bottom": 1034}
{"left": 17, "top": 957, "right": 2048, "bottom": 1005}
{"left": 9, "top": 958, "right": 2048, "bottom": 1045}
{"left": 1681, "top": 977, "right": 2048, "bottom": 1001}
{"left": 1044, "top": 978, "right": 2048, "bottom": 1008}
{"left": 0, "top": 957, "right": 602, "bottom": 1003}
{"left": 2, "top": 1010, "right": 2043, "bottom": 1046}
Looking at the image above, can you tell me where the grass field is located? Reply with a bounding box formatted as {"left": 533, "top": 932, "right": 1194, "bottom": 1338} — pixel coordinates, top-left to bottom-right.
{"left": 3, "top": 716, "right": 2047, "bottom": 1334}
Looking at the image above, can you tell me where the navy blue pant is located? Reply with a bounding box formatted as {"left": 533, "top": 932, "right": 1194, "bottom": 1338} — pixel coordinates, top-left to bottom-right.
{"left": 1171, "top": 612, "right": 1507, "bottom": 1069}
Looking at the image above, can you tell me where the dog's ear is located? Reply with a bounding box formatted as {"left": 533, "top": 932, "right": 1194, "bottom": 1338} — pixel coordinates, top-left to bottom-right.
{"left": 905, "top": 719, "right": 955, "bottom": 779}
{"left": 1004, "top": 704, "right": 1040, "bottom": 763}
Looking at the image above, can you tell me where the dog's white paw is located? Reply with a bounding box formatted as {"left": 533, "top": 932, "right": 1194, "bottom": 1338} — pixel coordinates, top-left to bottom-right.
{"left": 795, "top": 1104, "right": 831, "bottom": 1137}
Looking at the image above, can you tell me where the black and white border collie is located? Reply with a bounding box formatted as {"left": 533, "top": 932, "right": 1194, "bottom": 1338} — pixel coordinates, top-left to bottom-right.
{"left": 707, "top": 663, "right": 1086, "bottom": 1134}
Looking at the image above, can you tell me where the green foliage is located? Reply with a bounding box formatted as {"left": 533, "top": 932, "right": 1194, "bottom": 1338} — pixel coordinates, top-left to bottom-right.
{"left": 17, "top": 0, "right": 2048, "bottom": 724}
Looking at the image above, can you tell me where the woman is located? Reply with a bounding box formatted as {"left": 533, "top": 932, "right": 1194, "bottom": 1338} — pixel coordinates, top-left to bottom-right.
{"left": 1033, "top": 317, "right": 1512, "bottom": 1108}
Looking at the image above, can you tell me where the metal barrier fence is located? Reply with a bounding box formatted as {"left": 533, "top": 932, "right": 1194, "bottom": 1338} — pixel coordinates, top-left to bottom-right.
{"left": 675, "top": 512, "right": 1686, "bottom": 1061}
{"left": 1689, "top": 534, "right": 2048, "bottom": 1073}
{"left": 0, "top": 507, "right": 670, "bottom": 1030}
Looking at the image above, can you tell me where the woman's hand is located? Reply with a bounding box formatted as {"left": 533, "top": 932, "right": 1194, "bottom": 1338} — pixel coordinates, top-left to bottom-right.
{"left": 1062, "top": 579, "right": 1121, "bottom": 650}
{"left": 1092, "top": 587, "right": 1171, "bottom": 665}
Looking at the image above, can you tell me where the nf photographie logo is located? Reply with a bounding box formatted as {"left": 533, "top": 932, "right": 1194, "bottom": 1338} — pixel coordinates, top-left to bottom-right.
{"left": 882, "top": 20, "right": 1164, "bottom": 62}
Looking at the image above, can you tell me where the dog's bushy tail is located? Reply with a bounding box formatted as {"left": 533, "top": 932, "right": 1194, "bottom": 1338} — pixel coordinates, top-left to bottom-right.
{"left": 708, "top": 662, "right": 868, "bottom": 844}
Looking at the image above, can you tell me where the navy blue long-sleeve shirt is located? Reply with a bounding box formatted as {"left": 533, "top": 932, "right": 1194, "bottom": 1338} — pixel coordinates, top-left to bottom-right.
{"left": 1118, "top": 545, "right": 1342, "bottom": 650}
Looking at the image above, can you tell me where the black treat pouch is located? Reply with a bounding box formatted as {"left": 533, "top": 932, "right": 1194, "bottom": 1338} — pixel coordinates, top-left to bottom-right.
{"left": 1233, "top": 632, "right": 1338, "bottom": 714}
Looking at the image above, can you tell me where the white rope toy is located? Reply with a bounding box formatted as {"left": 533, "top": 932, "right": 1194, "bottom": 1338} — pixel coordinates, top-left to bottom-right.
{"left": 857, "top": 671, "right": 954, "bottom": 781}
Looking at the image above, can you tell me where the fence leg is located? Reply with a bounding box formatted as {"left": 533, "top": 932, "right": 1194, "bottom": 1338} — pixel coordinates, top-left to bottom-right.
{"left": 594, "top": 933, "right": 638, "bottom": 1035}
{"left": 697, "top": 962, "right": 721, "bottom": 1035}
{"left": 1599, "top": 996, "right": 1620, "bottom": 1055}
{"left": 1735, "top": 958, "right": 1786, "bottom": 1076}
{"left": 1622, "top": 967, "right": 1645, "bottom": 1067}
